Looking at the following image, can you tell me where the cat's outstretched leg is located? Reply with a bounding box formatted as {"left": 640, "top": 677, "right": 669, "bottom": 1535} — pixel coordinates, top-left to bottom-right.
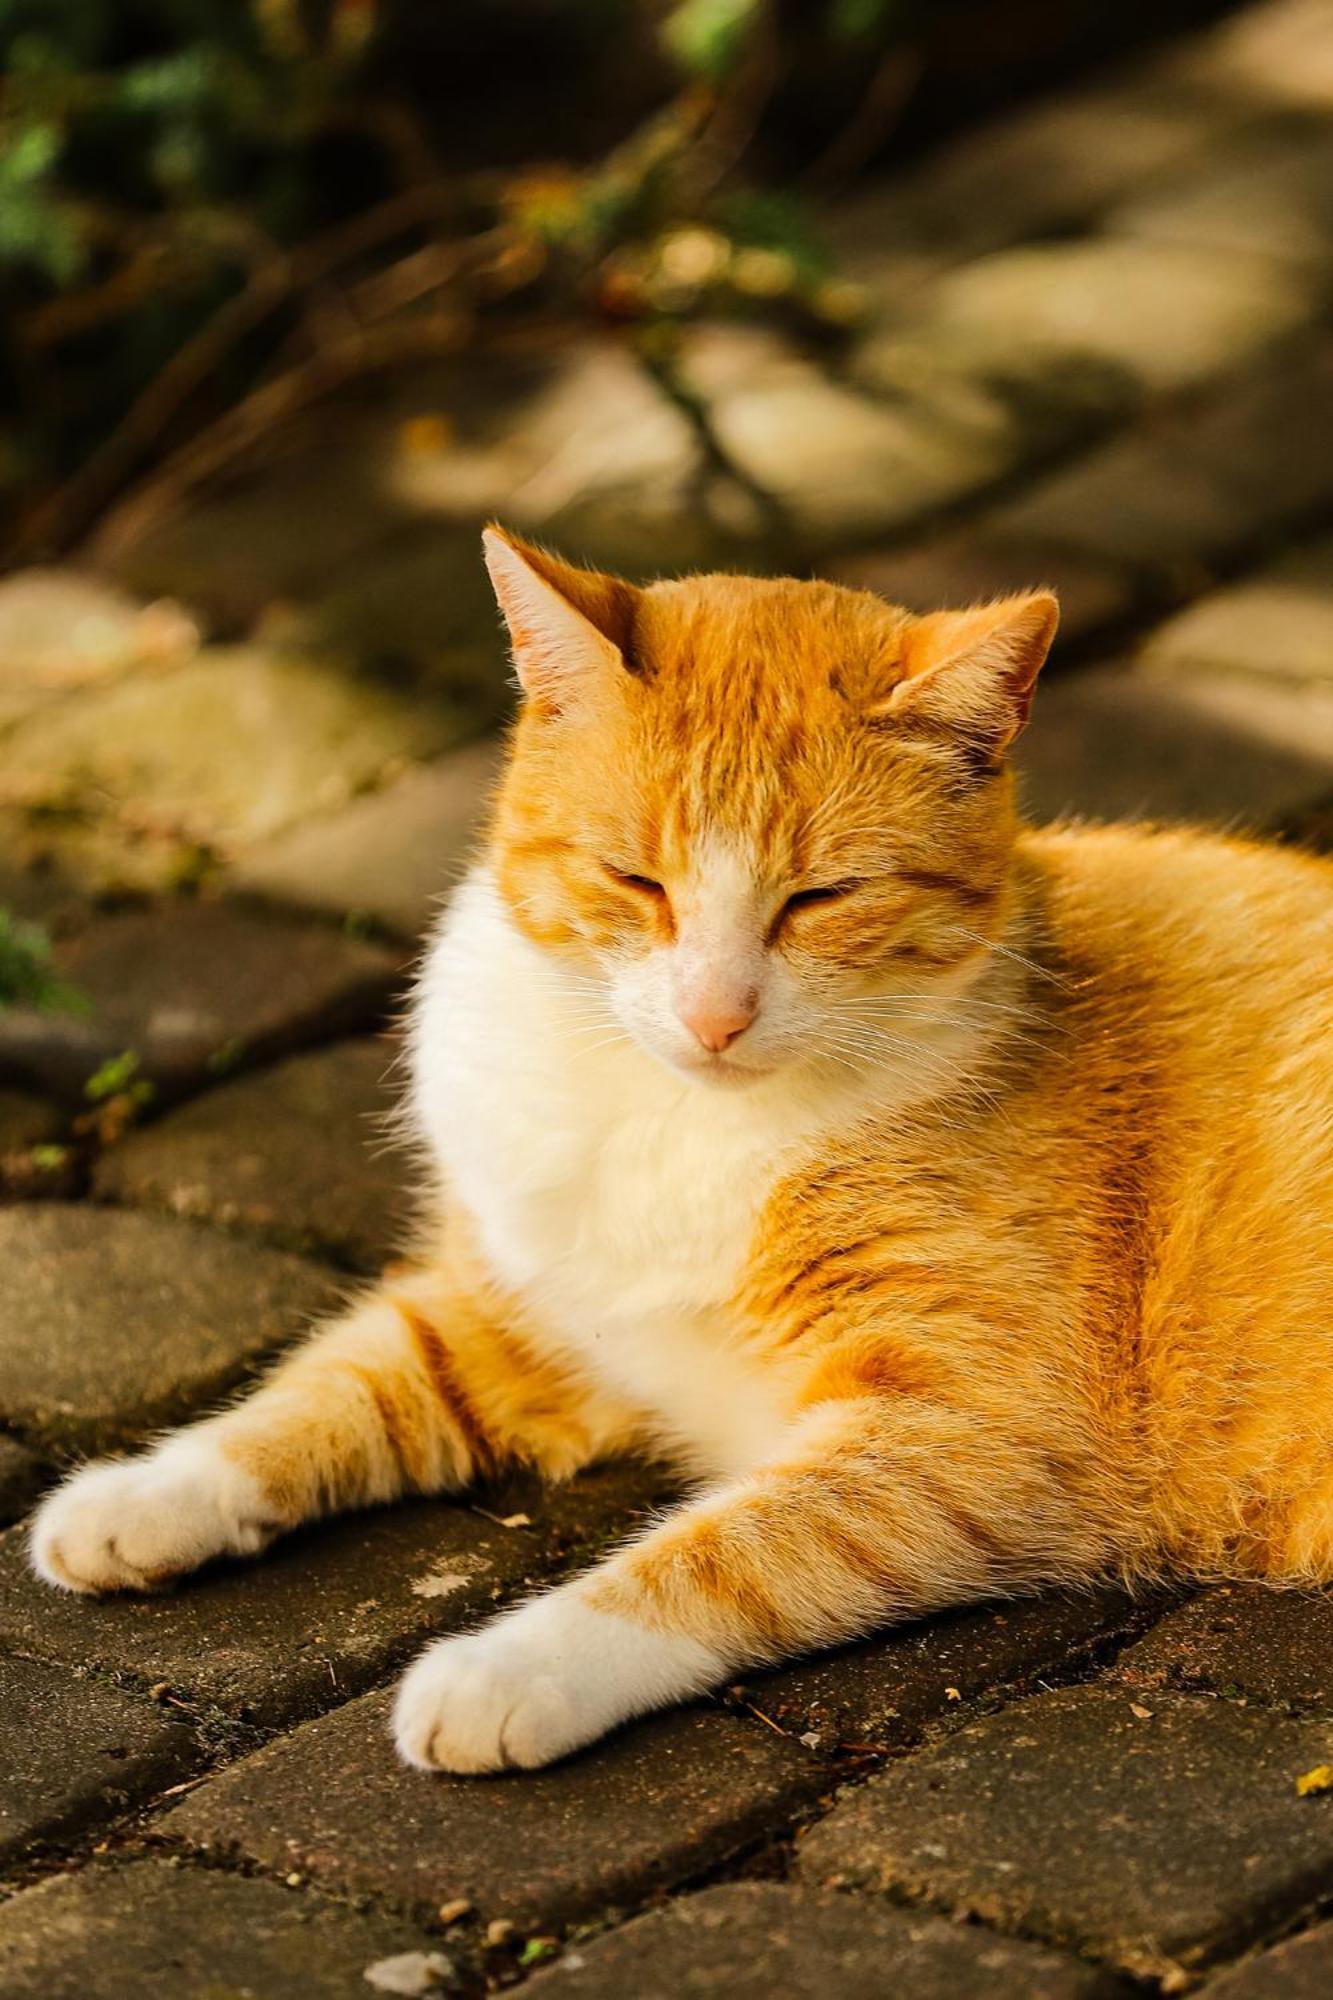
{"left": 394, "top": 1391, "right": 1095, "bottom": 1772}
{"left": 30, "top": 1266, "right": 636, "bottom": 1595}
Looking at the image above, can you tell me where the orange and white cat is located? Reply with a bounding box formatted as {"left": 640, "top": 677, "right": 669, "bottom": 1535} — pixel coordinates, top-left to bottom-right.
{"left": 31, "top": 529, "right": 1333, "bottom": 1773}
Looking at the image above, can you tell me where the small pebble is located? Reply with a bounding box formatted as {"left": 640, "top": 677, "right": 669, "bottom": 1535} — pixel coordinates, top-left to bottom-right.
{"left": 363, "top": 1949, "right": 458, "bottom": 1996}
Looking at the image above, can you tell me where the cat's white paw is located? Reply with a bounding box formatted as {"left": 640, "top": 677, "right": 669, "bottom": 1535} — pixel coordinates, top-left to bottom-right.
{"left": 30, "top": 1435, "right": 275, "bottom": 1594}
{"left": 392, "top": 1589, "right": 724, "bottom": 1774}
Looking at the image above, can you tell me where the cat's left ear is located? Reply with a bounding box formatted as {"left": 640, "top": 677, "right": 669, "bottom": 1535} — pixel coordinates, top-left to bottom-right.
{"left": 483, "top": 526, "right": 639, "bottom": 715}
{"left": 880, "top": 592, "right": 1059, "bottom": 757}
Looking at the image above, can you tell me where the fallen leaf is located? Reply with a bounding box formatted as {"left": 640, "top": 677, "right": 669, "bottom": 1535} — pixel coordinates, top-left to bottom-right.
{"left": 1296, "top": 1764, "right": 1333, "bottom": 1797}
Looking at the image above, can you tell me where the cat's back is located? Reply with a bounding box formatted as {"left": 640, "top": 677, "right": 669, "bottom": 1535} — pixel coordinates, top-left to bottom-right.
{"left": 1021, "top": 820, "right": 1333, "bottom": 1047}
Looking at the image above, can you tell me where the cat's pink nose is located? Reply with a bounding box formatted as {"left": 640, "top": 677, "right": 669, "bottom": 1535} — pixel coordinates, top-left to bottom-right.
{"left": 676, "top": 995, "right": 757, "bottom": 1053}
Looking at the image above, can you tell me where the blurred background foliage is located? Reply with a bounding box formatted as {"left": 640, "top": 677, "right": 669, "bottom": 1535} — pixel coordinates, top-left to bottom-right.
{"left": 1, "top": 0, "right": 1229, "bottom": 561}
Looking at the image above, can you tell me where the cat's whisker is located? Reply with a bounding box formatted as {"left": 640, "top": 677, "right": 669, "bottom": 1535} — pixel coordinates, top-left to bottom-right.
{"left": 949, "top": 924, "right": 1069, "bottom": 989}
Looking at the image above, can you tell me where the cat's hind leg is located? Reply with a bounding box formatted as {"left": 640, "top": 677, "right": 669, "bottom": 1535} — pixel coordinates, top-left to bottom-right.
{"left": 31, "top": 1267, "right": 636, "bottom": 1595}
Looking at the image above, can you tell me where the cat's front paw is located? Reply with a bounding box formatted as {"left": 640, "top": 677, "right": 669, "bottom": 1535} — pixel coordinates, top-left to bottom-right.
{"left": 30, "top": 1436, "right": 275, "bottom": 1594}
{"left": 392, "top": 1622, "right": 587, "bottom": 1775}
{"left": 392, "top": 1591, "right": 724, "bottom": 1774}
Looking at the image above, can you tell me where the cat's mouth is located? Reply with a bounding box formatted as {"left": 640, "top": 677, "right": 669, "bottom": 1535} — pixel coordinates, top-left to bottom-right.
{"left": 687, "top": 1049, "right": 775, "bottom": 1087}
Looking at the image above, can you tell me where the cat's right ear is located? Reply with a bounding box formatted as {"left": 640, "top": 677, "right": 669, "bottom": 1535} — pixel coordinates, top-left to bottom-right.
{"left": 483, "top": 527, "right": 639, "bottom": 715}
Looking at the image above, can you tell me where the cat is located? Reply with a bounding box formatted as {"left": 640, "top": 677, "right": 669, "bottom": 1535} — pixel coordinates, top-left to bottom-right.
{"left": 30, "top": 527, "right": 1333, "bottom": 1774}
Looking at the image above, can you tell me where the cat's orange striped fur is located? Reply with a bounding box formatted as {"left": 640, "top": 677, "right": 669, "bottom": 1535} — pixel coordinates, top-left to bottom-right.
{"left": 32, "top": 530, "right": 1333, "bottom": 1772}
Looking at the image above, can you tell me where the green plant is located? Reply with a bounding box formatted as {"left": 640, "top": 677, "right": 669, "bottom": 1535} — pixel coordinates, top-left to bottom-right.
{"left": 4, "top": 0, "right": 917, "bottom": 553}
{"left": 0, "top": 908, "right": 83, "bottom": 1011}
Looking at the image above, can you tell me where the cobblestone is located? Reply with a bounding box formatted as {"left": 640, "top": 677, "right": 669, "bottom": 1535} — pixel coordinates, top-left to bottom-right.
{"left": 1141, "top": 530, "right": 1333, "bottom": 681}
{"left": 0, "top": 1465, "right": 669, "bottom": 1727}
{"left": 0, "top": 900, "right": 400, "bottom": 1103}
{"left": 93, "top": 1036, "right": 415, "bottom": 1271}
{"left": 990, "top": 339, "right": 1333, "bottom": 579}
{"left": 0, "top": 569, "right": 197, "bottom": 732}
{"left": 231, "top": 738, "right": 502, "bottom": 938}
{"left": 166, "top": 1691, "right": 819, "bottom": 1932}
{"left": 1110, "top": 124, "right": 1333, "bottom": 271}
{"left": 1205, "top": 1920, "right": 1333, "bottom": 1998}
{"left": 923, "top": 238, "right": 1314, "bottom": 398}
{"left": 1112, "top": 1584, "right": 1333, "bottom": 1710}
{"left": 520, "top": 1882, "right": 1129, "bottom": 1999}
{"left": 0, "top": 646, "right": 467, "bottom": 896}
{"left": 0, "top": 1860, "right": 441, "bottom": 1999}
{"left": 0, "top": 1657, "right": 194, "bottom": 1864}
{"left": 0, "top": 1205, "right": 336, "bottom": 1452}
{"left": 827, "top": 535, "right": 1135, "bottom": 647}
{"left": 0, "top": 1438, "right": 49, "bottom": 1525}
{"left": 826, "top": 64, "right": 1265, "bottom": 283}
{"left": 798, "top": 1686, "right": 1333, "bottom": 1984}
{"left": 730, "top": 1586, "right": 1142, "bottom": 1752}
{"left": 688, "top": 328, "right": 1019, "bottom": 544}
{"left": 1017, "top": 663, "right": 1333, "bottom": 827}
{"left": 1166, "top": 0, "right": 1333, "bottom": 113}
{"left": 5, "top": 6, "right": 1333, "bottom": 1991}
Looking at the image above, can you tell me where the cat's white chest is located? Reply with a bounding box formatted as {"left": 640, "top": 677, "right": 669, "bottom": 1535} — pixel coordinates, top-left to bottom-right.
{"left": 410, "top": 877, "right": 801, "bottom": 1470}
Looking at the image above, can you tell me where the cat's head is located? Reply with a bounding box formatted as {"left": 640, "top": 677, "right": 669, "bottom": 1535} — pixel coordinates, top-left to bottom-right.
{"left": 483, "top": 527, "right": 1056, "bottom": 1088}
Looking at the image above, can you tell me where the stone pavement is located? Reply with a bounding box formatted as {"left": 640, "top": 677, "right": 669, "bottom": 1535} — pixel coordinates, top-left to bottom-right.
{"left": 6, "top": 0, "right": 1333, "bottom": 1990}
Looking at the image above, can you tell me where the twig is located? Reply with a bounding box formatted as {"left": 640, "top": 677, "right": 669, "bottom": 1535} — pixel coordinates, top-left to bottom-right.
{"left": 802, "top": 45, "right": 922, "bottom": 191}
{"left": 89, "top": 313, "right": 473, "bottom": 563}
{"left": 635, "top": 335, "right": 790, "bottom": 534}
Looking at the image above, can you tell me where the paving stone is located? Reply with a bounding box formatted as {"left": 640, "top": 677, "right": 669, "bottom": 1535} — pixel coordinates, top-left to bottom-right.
{"left": 0, "top": 900, "right": 400, "bottom": 1103}
{"left": 166, "top": 1689, "right": 818, "bottom": 1932}
{"left": 0, "top": 1437, "right": 50, "bottom": 1524}
{"left": 0, "top": 1656, "right": 195, "bottom": 1863}
{"left": 522, "top": 1881, "right": 1127, "bottom": 1999}
{"left": 1204, "top": 1919, "right": 1333, "bottom": 1998}
{"left": 826, "top": 68, "right": 1266, "bottom": 284}
{"left": 1111, "top": 1584, "right": 1333, "bottom": 1711}
{"left": 101, "top": 341, "right": 711, "bottom": 625}
{"left": 798, "top": 1686, "right": 1333, "bottom": 1984}
{"left": 0, "top": 1463, "right": 670, "bottom": 1728}
{"left": 925, "top": 239, "right": 1314, "bottom": 398}
{"left": 231, "top": 738, "right": 503, "bottom": 939}
{"left": 0, "top": 842, "right": 92, "bottom": 935}
{"left": 689, "top": 328, "right": 1018, "bottom": 544}
{"left": 0, "top": 1859, "right": 441, "bottom": 1999}
{"left": 827, "top": 535, "right": 1135, "bottom": 649}
{"left": 298, "top": 525, "right": 507, "bottom": 706}
{"left": 991, "top": 340, "right": 1333, "bottom": 578}
{"left": 1168, "top": 0, "right": 1333, "bottom": 113}
{"left": 0, "top": 1205, "right": 337, "bottom": 1452}
{"left": 1018, "top": 663, "right": 1333, "bottom": 828}
{"left": 93, "top": 1036, "right": 415, "bottom": 1272}
{"left": 0, "top": 1087, "right": 62, "bottom": 1153}
{"left": 388, "top": 339, "right": 701, "bottom": 542}
{"left": 0, "top": 569, "right": 198, "bottom": 732}
{"left": 1111, "top": 125, "right": 1333, "bottom": 270}
{"left": 1140, "top": 531, "right": 1333, "bottom": 682}
{"left": 0, "top": 646, "right": 465, "bottom": 888}
{"left": 96, "top": 422, "right": 442, "bottom": 624}
{"left": 732, "top": 1587, "right": 1142, "bottom": 1753}
{"left": 1279, "top": 789, "right": 1333, "bottom": 854}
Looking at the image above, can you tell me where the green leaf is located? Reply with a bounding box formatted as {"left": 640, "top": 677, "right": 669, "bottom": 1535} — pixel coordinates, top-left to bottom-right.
{"left": 661, "top": 0, "right": 761, "bottom": 80}
{"left": 0, "top": 910, "right": 85, "bottom": 1013}
{"left": 84, "top": 1049, "right": 145, "bottom": 1103}
{"left": 829, "top": 0, "right": 898, "bottom": 41}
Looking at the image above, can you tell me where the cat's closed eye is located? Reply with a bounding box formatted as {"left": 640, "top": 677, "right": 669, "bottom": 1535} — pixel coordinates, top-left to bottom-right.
{"left": 783, "top": 881, "right": 861, "bottom": 915}
{"left": 603, "top": 863, "right": 666, "bottom": 899}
